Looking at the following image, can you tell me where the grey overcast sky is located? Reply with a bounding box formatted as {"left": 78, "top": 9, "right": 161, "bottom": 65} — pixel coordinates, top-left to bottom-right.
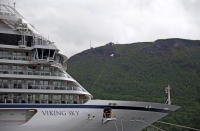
{"left": 12, "top": 0, "right": 200, "bottom": 57}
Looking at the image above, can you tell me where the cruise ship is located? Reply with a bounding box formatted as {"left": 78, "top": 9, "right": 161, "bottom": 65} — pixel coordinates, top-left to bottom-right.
{"left": 0, "top": 2, "right": 179, "bottom": 131}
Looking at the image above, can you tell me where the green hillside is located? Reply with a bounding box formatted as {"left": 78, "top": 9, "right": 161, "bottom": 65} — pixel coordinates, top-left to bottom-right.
{"left": 67, "top": 38, "right": 200, "bottom": 130}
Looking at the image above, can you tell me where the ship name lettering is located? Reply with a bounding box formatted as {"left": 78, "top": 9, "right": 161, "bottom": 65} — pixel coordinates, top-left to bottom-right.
{"left": 42, "top": 110, "right": 79, "bottom": 116}
{"left": 69, "top": 111, "right": 79, "bottom": 116}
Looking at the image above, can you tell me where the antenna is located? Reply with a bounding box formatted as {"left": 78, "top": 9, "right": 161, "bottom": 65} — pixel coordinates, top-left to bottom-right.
{"left": 165, "top": 85, "right": 171, "bottom": 105}
{"left": 13, "top": 2, "right": 16, "bottom": 9}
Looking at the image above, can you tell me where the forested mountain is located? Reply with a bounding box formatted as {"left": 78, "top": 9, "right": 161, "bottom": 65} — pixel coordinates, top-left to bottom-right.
{"left": 67, "top": 38, "right": 200, "bottom": 130}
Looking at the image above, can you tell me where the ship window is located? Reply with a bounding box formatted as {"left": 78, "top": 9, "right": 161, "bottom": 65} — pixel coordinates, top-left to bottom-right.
{"left": 43, "top": 66, "right": 49, "bottom": 71}
{"left": 27, "top": 80, "right": 36, "bottom": 89}
{"left": 61, "top": 95, "right": 66, "bottom": 104}
{"left": 40, "top": 80, "right": 49, "bottom": 90}
{"left": 21, "top": 94, "right": 27, "bottom": 103}
{"left": 26, "top": 36, "right": 33, "bottom": 47}
{"left": 13, "top": 94, "right": 22, "bottom": 103}
{"left": 53, "top": 81, "right": 63, "bottom": 90}
{"left": 73, "top": 95, "right": 79, "bottom": 104}
{"left": 37, "top": 49, "right": 43, "bottom": 59}
{"left": 35, "top": 94, "right": 40, "bottom": 103}
{"left": 28, "top": 94, "right": 35, "bottom": 103}
{"left": 27, "top": 65, "right": 35, "bottom": 70}
{"left": 72, "top": 86, "right": 77, "bottom": 90}
{"left": 43, "top": 50, "right": 49, "bottom": 59}
{"left": 0, "top": 64, "right": 9, "bottom": 69}
{"left": 4, "top": 65, "right": 8, "bottom": 69}
{"left": 67, "top": 82, "right": 79, "bottom": 91}
{"left": 38, "top": 39, "right": 42, "bottom": 45}
{"left": 65, "top": 94, "right": 70, "bottom": 104}
{"left": 2, "top": 80, "right": 8, "bottom": 88}
{"left": 0, "top": 79, "right": 9, "bottom": 88}
{"left": 0, "top": 50, "right": 9, "bottom": 59}
{"left": 44, "top": 81, "right": 48, "bottom": 85}
{"left": 40, "top": 94, "right": 48, "bottom": 104}
{"left": 41, "top": 66, "right": 50, "bottom": 76}
{"left": 49, "top": 50, "right": 55, "bottom": 58}
{"left": 27, "top": 66, "right": 37, "bottom": 75}
{"left": 57, "top": 55, "right": 64, "bottom": 64}
{"left": 79, "top": 95, "right": 87, "bottom": 104}
{"left": 69, "top": 95, "right": 74, "bottom": 104}
{"left": 0, "top": 94, "right": 4, "bottom": 103}
{"left": 41, "top": 66, "right": 49, "bottom": 71}
{"left": 65, "top": 95, "right": 74, "bottom": 104}
{"left": 67, "top": 82, "right": 73, "bottom": 90}
{"left": 0, "top": 94, "right": 9, "bottom": 103}
{"left": 12, "top": 66, "right": 17, "bottom": 70}
{"left": 13, "top": 80, "right": 23, "bottom": 89}
{"left": 6, "top": 94, "right": 12, "bottom": 103}
{"left": 53, "top": 95, "right": 61, "bottom": 104}
{"left": 12, "top": 65, "right": 24, "bottom": 74}
{"left": 13, "top": 52, "right": 26, "bottom": 60}
{"left": 36, "top": 48, "right": 55, "bottom": 60}
{"left": 48, "top": 94, "right": 53, "bottom": 104}
{"left": 0, "top": 94, "right": 6, "bottom": 103}
{"left": 0, "top": 65, "right": 9, "bottom": 74}
{"left": 12, "top": 65, "right": 23, "bottom": 70}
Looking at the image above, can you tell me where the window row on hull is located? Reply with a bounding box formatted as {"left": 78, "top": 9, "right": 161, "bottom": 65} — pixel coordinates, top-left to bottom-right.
{"left": 0, "top": 64, "right": 69, "bottom": 78}
{"left": 0, "top": 69, "right": 67, "bottom": 77}
{"left": 0, "top": 49, "right": 66, "bottom": 67}
{"left": 0, "top": 33, "right": 54, "bottom": 47}
{"left": 0, "top": 33, "right": 32, "bottom": 46}
{"left": 0, "top": 79, "right": 84, "bottom": 91}
{"left": 0, "top": 93, "right": 89, "bottom": 104}
{"left": 0, "top": 50, "right": 54, "bottom": 62}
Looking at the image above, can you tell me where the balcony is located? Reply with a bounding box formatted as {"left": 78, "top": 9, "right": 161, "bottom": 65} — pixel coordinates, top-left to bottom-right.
{"left": 0, "top": 69, "right": 67, "bottom": 78}
{"left": 0, "top": 55, "right": 54, "bottom": 65}
{"left": 0, "top": 93, "right": 88, "bottom": 104}
{"left": 0, "top": 55, "right": 30, "bottom": 61}
{"left": 0, "top": 84, "right": 84, "bottom": 92}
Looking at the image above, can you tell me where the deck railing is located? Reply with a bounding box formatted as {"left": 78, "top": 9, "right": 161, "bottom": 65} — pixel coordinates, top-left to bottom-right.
{"left": 0, "top": 55, "right": 30, "bottom": 61}
{"left": 0, "top": 69, "right": 66, "bottom": 77}
{"left": 0, "top": 85, "right": 82, "bottom": 91}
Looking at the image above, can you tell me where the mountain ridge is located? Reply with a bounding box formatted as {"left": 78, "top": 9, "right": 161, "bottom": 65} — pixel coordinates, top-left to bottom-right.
{"left": 69, "top": 38, "right": 200, "bottom": 58}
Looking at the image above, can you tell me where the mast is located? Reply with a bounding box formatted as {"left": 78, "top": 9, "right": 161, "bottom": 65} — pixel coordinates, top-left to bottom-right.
{"left": 165, "top": 85, "right": 171, "bottom": 105}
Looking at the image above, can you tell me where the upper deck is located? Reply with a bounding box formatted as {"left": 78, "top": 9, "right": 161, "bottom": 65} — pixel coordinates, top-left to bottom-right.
{"left": 0, "top": 2, "right": 92, "bottom": 104}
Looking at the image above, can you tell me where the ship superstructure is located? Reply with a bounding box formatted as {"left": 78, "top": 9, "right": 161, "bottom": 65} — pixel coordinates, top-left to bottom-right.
{"left": 0, "top": 2, "right": 179, "bottom": 131}
{"left": 0, "top": 3, "right": 91, "bottom": 106}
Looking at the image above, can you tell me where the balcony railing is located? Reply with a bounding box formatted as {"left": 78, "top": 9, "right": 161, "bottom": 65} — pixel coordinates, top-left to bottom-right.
{"left": 0, "top": 85, "right": 83, "bottom": 91}
{"left": 0, "top": 69, "right": 66, "bottom": 77}
{"left": 0, "top": 96, "right": 87, "bottom": 105}
{"left": 0, "top": 55, "right": 31, "bottom": 61}
{"left": 0, "top": 93, "right": 88, "bottom": 104}
{"left": 0, "top": 55, "right": 54, "bottom": 62}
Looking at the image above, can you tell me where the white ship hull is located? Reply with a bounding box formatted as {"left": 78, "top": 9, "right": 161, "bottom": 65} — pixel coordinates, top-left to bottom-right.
{"left": 0, "top": 100, "right": 179, "bottom": 131}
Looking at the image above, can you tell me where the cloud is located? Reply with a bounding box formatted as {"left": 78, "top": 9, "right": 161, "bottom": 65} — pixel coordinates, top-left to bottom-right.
{"left": 14, "top": 0, "right": 200, "bottom": 57}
